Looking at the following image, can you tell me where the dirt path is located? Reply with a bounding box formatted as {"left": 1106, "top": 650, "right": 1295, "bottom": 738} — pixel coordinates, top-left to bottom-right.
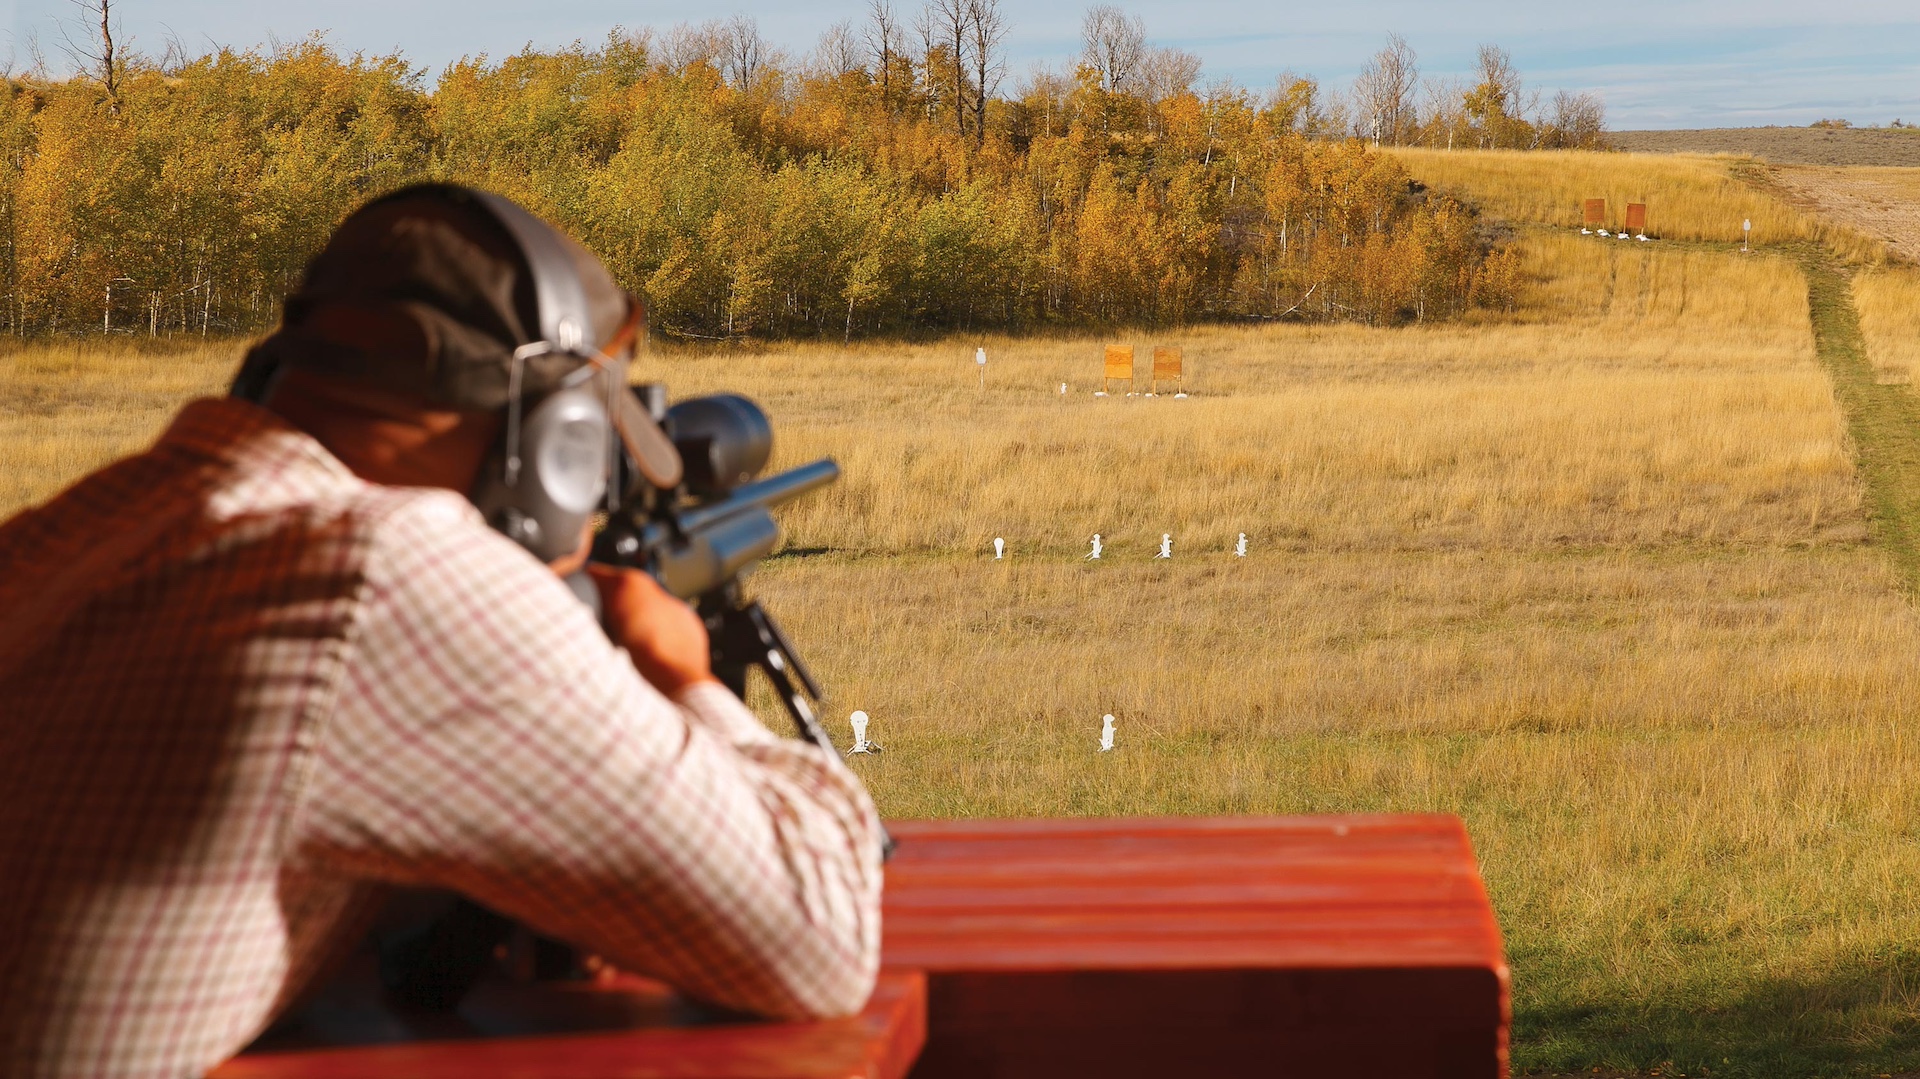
{"left": 1612, "top": 126, "right": 1920, "bottom": 166}
{"left": 1772, "top": 166, "right": 1920, "bottom": 260}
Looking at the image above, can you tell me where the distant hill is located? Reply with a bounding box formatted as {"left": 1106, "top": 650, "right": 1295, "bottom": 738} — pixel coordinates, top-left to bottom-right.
{"left": 1610, "top": 127, "right": 1920, "bottom": 166}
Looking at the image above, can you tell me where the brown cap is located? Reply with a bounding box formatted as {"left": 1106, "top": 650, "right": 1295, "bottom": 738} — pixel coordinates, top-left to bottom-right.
{"left": 243, "top": 184, "right": 681, "bottom": 488}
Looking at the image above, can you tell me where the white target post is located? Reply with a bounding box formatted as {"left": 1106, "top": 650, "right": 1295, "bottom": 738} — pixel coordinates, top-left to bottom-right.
{"left": 976, "top": 347, "right": 987, "bottom": 390}
{"left": 1742, "top": 218, "right": 1751, "bottom": 253}
{"left": 847, "top": 710, "right": 881, "bottom": 755}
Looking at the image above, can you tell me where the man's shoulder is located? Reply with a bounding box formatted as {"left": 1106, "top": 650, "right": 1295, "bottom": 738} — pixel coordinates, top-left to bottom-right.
{"left": 345, "top": 482, "right": 619, "bottom": 702}
{"left": 350, "top": 484, "right": 528, "bottom": 583}
{"left": 349, "top": 484, "right": 485, "bottom": 536}
{"left": 353, "top": 484, "right": 585, "bottom": 625}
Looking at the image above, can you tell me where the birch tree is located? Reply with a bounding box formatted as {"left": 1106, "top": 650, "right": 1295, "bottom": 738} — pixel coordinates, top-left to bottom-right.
{"left": 1351, "top": 33, "right": 1417, "bottom": 145}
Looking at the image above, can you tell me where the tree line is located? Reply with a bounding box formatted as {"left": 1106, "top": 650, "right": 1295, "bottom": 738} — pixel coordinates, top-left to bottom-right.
{"left": 1346, "top": 34, "right": 1607, "bottom": 151}
{"left": 0, "top": 3, "right": 1590, "bottom": 341}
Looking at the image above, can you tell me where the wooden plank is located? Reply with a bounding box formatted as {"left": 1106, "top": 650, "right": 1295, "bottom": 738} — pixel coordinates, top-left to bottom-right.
{"left": 882, "top": 815, "right": 1508, "bottom": 1079}
{"left": 1583, "top": 198, "right": 1606, "bottom": 226}
{"left": 1625, "top": 203, "right": 1648, "bottom": 232}
{"left": 213, "top": 972, "right": 926, "bottom": 1079}
{"left": 1103, "top": 345, "right": 1133, "bottom": 381}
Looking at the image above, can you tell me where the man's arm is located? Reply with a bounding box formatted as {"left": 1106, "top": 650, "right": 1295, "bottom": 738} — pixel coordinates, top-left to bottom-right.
{"left": 289, "top": 491, "right": 883, "bottom": 1019}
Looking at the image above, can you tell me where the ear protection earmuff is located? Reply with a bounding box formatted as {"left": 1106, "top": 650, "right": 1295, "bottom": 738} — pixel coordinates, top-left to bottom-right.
{"left": 461, "top": 190, "right": 619, "bottom": 565}
{"left": 469, "top": 362, "right": 613, "bottom": 563}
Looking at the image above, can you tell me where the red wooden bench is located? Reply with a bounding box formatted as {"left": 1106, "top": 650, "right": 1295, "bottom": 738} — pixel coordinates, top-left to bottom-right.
{"left": 216, "top": 814, "right": 1506, "bottom": 1078}
{"left": 884, "top": 815, "right": 1508, "bottom": 1079}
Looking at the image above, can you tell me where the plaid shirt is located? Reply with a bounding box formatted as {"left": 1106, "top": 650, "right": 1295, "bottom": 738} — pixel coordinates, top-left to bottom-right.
{"left": 0, "top": 398, "right": 883, "bottom": 1079}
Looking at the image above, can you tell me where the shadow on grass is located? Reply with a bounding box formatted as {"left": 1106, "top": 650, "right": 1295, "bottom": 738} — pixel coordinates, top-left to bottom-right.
{"left": 767, "top": 545, "right": 833, "bottom": 560}
{"left": 1516, "top": 946, "right": 1920, "bottom": 1078}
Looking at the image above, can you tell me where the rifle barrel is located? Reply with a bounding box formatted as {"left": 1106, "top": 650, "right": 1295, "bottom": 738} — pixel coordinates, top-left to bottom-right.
{"left": 676, "top": 458, "right": 839, "bottom": 534}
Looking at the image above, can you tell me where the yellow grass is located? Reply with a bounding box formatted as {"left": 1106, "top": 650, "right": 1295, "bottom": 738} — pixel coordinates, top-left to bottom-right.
{"left": 682, "top": 228, "right": 1920, "bottom": 1074}
{"left": 762, "top": 549, "right": 1918, "bottom": 749}
{"left": 0, "top": 339, "right": 242, "bottom": 515}
{"left": 1388, "top": 147, "right": 1884, "bottom": 263}
{"left": 656, "top": 234, "right": 1853, "bottom": 560}
{"left": 762, "top": 548, "right": 1920, "bottom": 1054}
{"left": 1853, "top": 265, "right": 1920, "bottom": 386}
{"left": 5, "top": 160, "right": 1919, "bottom": 1074}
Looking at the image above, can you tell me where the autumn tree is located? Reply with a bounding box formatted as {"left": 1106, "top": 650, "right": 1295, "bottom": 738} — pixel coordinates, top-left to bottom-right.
{"left": 0, "top": 19, "right": 1530, "bottom": 341}
{"left": 915, "top": 0, "right": 970, "bottom": 137}
{"left": 718, "top": 15, "right": 771, "bottom": 90}
{"left": 1418, "top": 76, "right": 1468, "bottom": 149}
{"left": 1541, "top": 89, "right": 1606, "bottom": 149}
{"left": 809, "top": 21, "right": 864, "bottom": 80}
{"left": 1463, "top": 44, "right": 1536, "bottom": 149}
{"left": 865, "top": 0, "right": 908, "bottom": 111}
{"left": 1267, "top": 72, "right": 1334, "bottom": 139}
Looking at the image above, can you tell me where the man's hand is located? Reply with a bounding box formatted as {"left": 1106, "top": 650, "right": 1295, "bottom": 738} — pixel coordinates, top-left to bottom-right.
{"left": 586, "top": 564, "right": 718, "bottom": 698}
{"left": 545, "top": 520, "right": 595, "bottom": 579}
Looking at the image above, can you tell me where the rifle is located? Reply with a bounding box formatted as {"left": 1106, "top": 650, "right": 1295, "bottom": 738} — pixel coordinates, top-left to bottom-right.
{"left": 597, "top": 388, "right": 893, "bottom": 853}
{"left": 592, "top": 389, "right": 844, "bottom": 764}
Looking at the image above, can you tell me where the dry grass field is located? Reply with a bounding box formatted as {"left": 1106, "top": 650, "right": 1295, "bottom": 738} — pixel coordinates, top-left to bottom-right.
{"left": 1389, "top": 146, "right": 1885, "bottom": 264}
{"left": 6, "top": 151, "right": 1920, "bottom": 1077}
{"left": 1855, "top": 266, "right": 1920, "bottom": 385}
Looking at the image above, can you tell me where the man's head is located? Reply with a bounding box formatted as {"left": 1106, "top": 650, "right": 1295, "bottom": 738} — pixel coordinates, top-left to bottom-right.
{"left": 243, "top": 185, "right": 679, "bottom": 531}
{"left": 245, "top": 185, "right": 630, "bottom": 414}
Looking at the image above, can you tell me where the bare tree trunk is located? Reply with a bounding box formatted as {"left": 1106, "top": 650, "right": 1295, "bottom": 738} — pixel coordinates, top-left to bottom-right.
{"left": 1079, "top": 5, "right": 1143, "bottom": 94}
{"left": 912, "top": 8, "right": 937, "bottom": 121}
{"left": 867, "top": 0, "right": 899, "bottom": 109}
{"left": 1352, "top": 33, "right": 1417, "bottom": 146}
{"left": 964, "top": 0, "right": 1006, "bottom": 148}
{"left": 720, "top": 15, "right": 765, "bottom": 89}
{"left": 97, "top": 1, "right": 116, "bottom": 100}
{"left": 60, "top": 0, "right": 119, "bottom": 107}
{"left": 926, "top": 0, "right": 969, "bottom": 139}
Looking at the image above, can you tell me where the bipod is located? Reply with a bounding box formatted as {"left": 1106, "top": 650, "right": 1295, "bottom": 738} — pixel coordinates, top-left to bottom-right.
{"left": 705, "top": 586, "right": 896, "bottom": 860}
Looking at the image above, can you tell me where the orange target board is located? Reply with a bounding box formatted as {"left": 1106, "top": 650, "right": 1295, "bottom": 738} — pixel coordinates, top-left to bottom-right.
{"left": 1102, "top": 345, "right": 1134, "bottom": 394}
{"left": 1151, "top": 346, "right": 1183, "bottom": 394}
{"left": 1152, "top": 346, "right": 1182, "bottom": 380}
{"left": 1624, "top": 203, "right": 1647, "bottom": 233}
{"left": 1583, "top": 199, "right": 1606, "bottom": 226}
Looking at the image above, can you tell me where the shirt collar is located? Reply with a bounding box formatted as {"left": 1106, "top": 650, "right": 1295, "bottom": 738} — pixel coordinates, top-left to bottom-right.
{"left": 157, "top": 397, "right": 362, "bottom": 490}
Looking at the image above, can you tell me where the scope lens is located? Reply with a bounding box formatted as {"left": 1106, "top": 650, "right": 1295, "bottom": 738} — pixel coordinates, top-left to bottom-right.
{"left": 666, "top": 394, "right": 773, "bottom": 496}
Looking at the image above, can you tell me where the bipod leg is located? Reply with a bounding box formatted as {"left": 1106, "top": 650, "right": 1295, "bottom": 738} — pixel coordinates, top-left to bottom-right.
{"left": 711, "top": 598, "right": 896, "bottom": 859}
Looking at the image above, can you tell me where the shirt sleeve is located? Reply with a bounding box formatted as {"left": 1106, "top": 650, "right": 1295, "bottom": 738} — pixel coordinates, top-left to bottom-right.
{"left": 288, "top": 490, "right": 883, "bottom": 1020}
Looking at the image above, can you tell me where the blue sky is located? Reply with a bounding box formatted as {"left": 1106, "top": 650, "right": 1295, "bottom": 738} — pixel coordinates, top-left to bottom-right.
{"left": 5, "top": 0, "right": 1918, "bottom": 128}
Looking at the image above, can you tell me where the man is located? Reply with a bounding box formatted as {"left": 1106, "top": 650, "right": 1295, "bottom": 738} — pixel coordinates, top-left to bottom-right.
{"left": 0, "top": 187, "right": 884, "bottom": 1078}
